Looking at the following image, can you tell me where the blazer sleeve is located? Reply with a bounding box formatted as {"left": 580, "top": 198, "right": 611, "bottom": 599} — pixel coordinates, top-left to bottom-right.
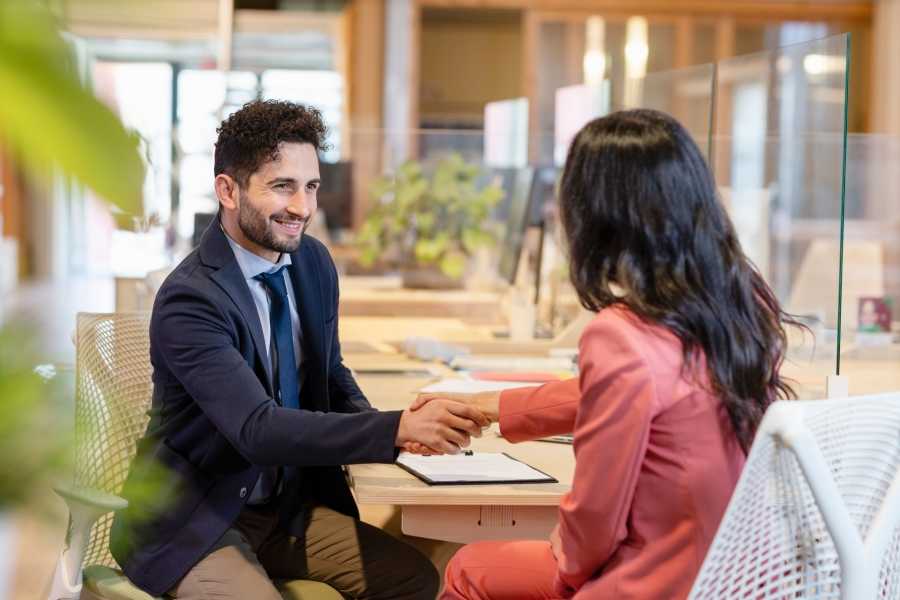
{"left": 498, "top": 378, "right": 580, "bottom": 442}
{"left": 552, "top": 315, "right": 658, "bottom": 596}
{"left": 152, "top": 282, "right": 401, "bottom": 467}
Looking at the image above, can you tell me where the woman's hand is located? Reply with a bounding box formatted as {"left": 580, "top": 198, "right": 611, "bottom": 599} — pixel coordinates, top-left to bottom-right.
{"left": 549, "top": 523, "right": 563, "bottom": 561}
{"left": 410, "top": 391, "right": 501, "bottom": 423}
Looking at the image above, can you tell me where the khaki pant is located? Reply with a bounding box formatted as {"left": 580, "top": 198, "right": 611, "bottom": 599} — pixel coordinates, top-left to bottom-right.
{"left": 169, "top": 501, "right": 439, "bottom": 600}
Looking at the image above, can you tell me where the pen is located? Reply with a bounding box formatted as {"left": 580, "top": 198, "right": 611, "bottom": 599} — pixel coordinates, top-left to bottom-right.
{"left": 463, "top": 450, "right": 474, "bottom": 456}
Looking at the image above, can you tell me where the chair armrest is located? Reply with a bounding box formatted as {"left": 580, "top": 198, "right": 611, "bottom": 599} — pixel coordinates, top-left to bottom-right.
{"left": 47, "top": 484, "right": 128, "bottom": 600}
{"left": 53, "top": 482, "right": 128, "bottom": 512}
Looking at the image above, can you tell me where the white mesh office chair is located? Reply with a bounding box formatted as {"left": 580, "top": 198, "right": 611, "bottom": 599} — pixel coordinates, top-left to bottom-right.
{"left": 47, "top": 312, "right": 341, "bottom": 600}
{"left": 689, "top": 394, "right": 900, "bottom": 600}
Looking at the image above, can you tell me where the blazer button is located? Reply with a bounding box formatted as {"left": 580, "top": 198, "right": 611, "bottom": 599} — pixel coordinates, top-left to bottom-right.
{"left": 239, "top": 486, "right": 248, "bottom": 498}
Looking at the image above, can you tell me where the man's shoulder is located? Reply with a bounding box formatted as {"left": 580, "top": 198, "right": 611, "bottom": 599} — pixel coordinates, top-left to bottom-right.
{"left": 153, "top": 249, "right": 222, "bottom": 308}
{"left": 298, "top": 234, "right": 331, "bottom": 263}
{"left": 158, "top": 250, "right": 203, "bottom": 290}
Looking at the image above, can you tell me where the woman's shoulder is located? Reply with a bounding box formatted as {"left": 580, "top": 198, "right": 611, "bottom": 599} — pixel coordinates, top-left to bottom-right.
{"left": 583, "top": 304, "right": 673, "bottom": 341}
{"left": 580, "top": 305, "right": 685, "bottom": 371}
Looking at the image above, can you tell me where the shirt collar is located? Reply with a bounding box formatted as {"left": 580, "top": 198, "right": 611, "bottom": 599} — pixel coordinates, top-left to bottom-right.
{"left": 223, "top": 227, "right": 292, "bottom": 280}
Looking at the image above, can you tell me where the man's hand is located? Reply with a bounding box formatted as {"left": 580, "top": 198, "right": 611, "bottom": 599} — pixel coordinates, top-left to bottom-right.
{"left": 411, "top": 391, "right": 501, "bottom": 423}
{"left": 402, "top": 441, "right": 439, "bottom": 455}
{"left": 396, "top": 399, "right": 489, "bottom": 455}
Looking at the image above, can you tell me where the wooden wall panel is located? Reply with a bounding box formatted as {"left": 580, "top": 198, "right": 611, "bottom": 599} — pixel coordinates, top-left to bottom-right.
{"left": 348, "top": 0, "right": 385, "bottom": 226}
{"left": 62, "top": 0, "right": 221, "bottom": 39}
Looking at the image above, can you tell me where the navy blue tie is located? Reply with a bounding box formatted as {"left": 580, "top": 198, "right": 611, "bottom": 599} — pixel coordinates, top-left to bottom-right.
{"left": 255, "top": 266, "right": 300, "bottom": 410}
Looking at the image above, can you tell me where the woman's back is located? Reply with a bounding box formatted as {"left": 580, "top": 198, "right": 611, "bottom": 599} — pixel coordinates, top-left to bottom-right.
{"left": 560, "top": 305, "right": 745, "bottom": 599}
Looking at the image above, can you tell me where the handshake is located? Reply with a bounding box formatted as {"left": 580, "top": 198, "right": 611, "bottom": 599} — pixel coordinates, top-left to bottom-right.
{"left": 394, "top": 391, "right": 502, "bottom": 455}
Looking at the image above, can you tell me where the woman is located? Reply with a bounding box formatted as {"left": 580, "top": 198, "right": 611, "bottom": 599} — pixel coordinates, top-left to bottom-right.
{"left": 419, "top": 109, "right": 799, "bottom": 599}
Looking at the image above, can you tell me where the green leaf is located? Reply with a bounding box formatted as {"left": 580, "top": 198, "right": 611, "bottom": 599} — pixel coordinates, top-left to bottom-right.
{"left": 415, "top": 211, "right": 435, "bottom": 233}
{"left": 461, "top": 228, "right": 493, "bottom": 253}
{"left": 0, "top": 1, "right": 144, "bottom": 215}
{"left": 439, "top": 251, "right": 466, "bottom": 279}
{"left": 369, "top": 177, "right": 393, "bottom": 201}
{"left": 395, "top": 177, "right": 428, "bottom": 211}
{"left": 358, "top": 248, "right": 378, "bottom": 267}
{"left": 398, "top": 160, "right": 422, "bottom": 181}
{"left": 414, "top": 234, "right": 449, "bottom": 264}
{"left": 481, "top": 184, "right": 505, "bottom": 208}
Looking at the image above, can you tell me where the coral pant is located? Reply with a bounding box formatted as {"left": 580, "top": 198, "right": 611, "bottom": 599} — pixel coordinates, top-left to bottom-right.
{"left": 440, "top": 540, "right": 563, "bottom": 600}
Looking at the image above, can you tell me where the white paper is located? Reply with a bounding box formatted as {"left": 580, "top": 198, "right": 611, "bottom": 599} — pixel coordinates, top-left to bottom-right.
{"left": 397, "top": 451, "right": 553, "bottom": 484}
{"left": 418, "top": 378, "right": 539, "bottom": 395}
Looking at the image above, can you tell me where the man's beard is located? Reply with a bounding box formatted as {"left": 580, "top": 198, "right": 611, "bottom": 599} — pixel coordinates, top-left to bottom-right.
{"left": 237, "top": 191, "right": 309, "bottom": 254}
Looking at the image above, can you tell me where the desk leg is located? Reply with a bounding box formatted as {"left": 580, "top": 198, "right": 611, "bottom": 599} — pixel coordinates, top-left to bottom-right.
{"left": 401, "top": 505, "right": 558, "bottom": 543}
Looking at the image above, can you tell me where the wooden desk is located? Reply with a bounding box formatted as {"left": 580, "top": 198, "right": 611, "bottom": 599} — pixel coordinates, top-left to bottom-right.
{"left": 349, "top": 432, "right": 571, "bottom": 543}
{"left": 349, "top": 366, "right": 574, "bottom": 544}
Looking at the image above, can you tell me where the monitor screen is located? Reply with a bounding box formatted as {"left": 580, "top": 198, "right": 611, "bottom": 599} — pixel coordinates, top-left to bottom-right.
{"left": 527, "top": 166, "right": 559, "bottom": 227}
{"left": 318, "top": 161, "right": 354, "bottom": 232}
{"left": 496, "top": 167, "right": 535, "bottom": 285}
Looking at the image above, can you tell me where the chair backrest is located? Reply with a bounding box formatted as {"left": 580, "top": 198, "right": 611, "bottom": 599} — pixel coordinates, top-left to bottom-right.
{"left": 73, "top": 312, "right": 153, "bottom": 569}
{"left": 689, "top": 394, "right": 900, "bottom": 600}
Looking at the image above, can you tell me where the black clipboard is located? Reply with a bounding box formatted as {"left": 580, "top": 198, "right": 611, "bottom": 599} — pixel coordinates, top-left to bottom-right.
{"left": 396, "top": 452, "right": 558, "bottom": 486}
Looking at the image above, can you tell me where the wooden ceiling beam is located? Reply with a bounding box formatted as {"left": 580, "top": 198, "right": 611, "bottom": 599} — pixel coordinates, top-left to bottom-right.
{"left": 416, "top": 0, "right": 872, "bottom": 22}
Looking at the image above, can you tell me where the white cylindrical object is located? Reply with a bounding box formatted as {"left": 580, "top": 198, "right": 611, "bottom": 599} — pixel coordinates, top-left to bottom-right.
{"left": 826, "top": 373, "right": 849, "bottom": 398}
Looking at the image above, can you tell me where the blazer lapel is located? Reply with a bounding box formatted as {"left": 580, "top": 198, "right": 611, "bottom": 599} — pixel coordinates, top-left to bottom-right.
{"left": 288, "top": 239, "right": 327, "bottom": 407}
{"left": 200, "top": 222, "right": 274, "bottom": 391}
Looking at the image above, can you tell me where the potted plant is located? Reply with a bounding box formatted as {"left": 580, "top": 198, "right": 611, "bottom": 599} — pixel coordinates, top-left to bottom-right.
{"left": 355, "top": 154, "right": 504, "bottom": 289}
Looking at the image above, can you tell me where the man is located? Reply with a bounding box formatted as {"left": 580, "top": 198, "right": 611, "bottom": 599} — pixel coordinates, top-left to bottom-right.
{"left": 110, "top": 100, "right": 487, "bottom": 599}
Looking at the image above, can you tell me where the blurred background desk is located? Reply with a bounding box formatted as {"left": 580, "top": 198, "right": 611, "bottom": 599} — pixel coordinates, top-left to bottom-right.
{"left": 339, "top": 287, "right": 504, "bottom": 322}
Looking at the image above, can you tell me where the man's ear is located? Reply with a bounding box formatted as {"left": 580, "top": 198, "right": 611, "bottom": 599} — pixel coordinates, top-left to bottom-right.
{"left": 214, "top": 174, "right": 239, "bottom": 211}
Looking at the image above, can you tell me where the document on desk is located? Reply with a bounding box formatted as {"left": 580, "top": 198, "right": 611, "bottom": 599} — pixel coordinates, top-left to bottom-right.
{"left": 396, "top": 451, "right": 557, "bottom": 485}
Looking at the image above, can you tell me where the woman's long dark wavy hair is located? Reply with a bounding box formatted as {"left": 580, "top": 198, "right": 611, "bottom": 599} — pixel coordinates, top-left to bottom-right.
{"left": 560, "top": 109, "right": 798, "bottom": 452}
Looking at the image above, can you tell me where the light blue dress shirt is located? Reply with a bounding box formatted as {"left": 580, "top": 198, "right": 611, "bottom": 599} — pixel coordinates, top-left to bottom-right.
{"left": 224, "top": 230, "right": 303, "bottom": 503}
{"left": 224, "top": 233, "right": 302, "bottom": 371}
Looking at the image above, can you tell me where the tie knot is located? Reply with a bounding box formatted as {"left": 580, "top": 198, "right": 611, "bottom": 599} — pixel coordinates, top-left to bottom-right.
{"left": 255, "top": 265, "right": 289, "bottom": 298}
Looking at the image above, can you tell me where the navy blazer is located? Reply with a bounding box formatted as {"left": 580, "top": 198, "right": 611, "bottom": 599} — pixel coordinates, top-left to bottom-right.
{"left": 110, "top": 221, "right": 403, "bottom": 596}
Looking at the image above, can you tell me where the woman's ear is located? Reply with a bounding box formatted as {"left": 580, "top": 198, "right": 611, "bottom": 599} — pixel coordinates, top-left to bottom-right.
{"left": 214, "top": 174, "right": 239, "bottom": 211}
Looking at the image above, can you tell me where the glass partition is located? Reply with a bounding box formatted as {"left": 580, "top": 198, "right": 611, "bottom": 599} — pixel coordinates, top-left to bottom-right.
{"left": 711, "top": 34, "right": 849, "bottom": 398}
{"left": 838, "top": 134, "right": 900, "bottom": 395}
{"left": 611, "top": 63, "right": 716, "bottom": 159}
{"left": 160, "top": 36, "right": 855, "bottom": 397}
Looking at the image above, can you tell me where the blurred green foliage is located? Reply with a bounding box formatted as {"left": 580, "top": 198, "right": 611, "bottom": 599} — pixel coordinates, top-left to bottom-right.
{"left": 0, "top": 325, "right": 71, "bottom": 511}
{"left": 0, "top": 1, "right": 145, "bottom": 511}
{"left": 0, "top": 0, "right": 144, "bottom": 215}
{"left": 356, "top": 154, "right": 504, "bottom": 279}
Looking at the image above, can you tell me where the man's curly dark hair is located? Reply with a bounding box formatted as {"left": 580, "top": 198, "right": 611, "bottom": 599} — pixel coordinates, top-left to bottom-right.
{"left": 214, "top": 100, "right": 329, "bottom": 186}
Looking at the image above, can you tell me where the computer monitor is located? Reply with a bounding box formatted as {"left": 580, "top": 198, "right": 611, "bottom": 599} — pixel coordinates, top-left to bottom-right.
{"left": 527, "top": 166, "right": 559, "bottom": 227}
{"left": 496, "top": 167, "right": 536, "bottom": 285}
{"left": 317, "top": 161, "right": 354, "bottom": 233}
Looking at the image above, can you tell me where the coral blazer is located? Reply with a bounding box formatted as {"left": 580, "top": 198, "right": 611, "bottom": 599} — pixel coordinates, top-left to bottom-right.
{"left": 499, "top": 305, "right": 745, "bottom": 599}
